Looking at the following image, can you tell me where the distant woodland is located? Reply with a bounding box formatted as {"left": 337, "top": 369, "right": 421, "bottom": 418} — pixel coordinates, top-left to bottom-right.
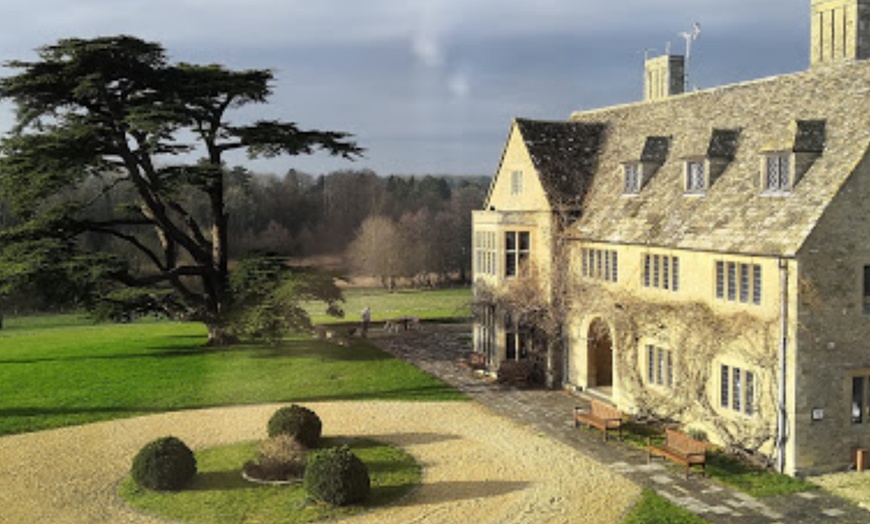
{"left": 0, "top": 167, "right": 487, "bottom": 314}
{"left": 29, "top": 168, "right": 488, "bottom": 276}
{"left": 218, "top": 168, "right": 486, "bottom": 286}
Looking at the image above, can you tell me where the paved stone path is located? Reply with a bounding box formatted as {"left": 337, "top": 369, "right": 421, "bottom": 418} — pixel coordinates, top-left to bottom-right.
{"left": 370, "top": 323, "right": 870, "bottom": 524}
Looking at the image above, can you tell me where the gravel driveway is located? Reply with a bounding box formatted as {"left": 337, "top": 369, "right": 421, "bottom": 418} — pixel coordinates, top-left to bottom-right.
{"left": 0, "top": 401, "right": 639, "bottom": 523}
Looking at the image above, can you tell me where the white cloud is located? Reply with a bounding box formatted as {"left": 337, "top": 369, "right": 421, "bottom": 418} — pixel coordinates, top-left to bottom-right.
{"left": 412, "top": 32, "right": 444, "bottom": 68}
{"left": 447, "top": 72, "right": 471, "bottom": 99}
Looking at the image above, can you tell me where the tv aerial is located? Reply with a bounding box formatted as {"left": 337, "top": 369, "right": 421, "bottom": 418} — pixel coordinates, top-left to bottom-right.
{"left": 679, "top": 22, "right": 702, "bottom": 91}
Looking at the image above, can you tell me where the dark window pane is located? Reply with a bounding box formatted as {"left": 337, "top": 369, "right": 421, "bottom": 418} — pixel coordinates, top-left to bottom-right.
{"left": 733, "top": 368, "right": 742, "bottom": 411}
{"left": 612, "top": 252, "right": 619, "bottom": 283}
{"left": 505, "top": 253, "right": 516, "bottom": 277}
{"left": 727, "top": 262, "right": 737, "bottom": 301}
{"left": 505, "top": 232, "right": 516, "bottom": 250}
{"left": 753, "top": 265, "right": 762, "bottom": 305}
{"left": 853, "top": 376, "right": 865, "bottom": 424}
{"left": 519, "top": 232, "right": 530, "bottom": 250}
{"left": 746, "top": 372, "right": 755, "bottom": 415}
{"left": 643, "top": 255, "right": 651, "bottom": 287}
{"left": 647, "top": 345, "right": 655, "bottom": 383}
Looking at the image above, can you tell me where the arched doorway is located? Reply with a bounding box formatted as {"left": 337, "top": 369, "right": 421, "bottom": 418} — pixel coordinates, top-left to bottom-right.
{"left": 587, "top": 318, "right": 613, "bottom": 390}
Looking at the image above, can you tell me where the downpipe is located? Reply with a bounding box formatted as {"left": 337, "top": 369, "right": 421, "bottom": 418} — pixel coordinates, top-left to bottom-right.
{"left": 777, "top": 258, "right": 789, "bottom": 474}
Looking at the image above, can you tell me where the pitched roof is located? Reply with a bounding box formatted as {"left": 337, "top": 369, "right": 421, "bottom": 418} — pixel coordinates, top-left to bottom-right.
{"left": 564, "top": 61, "right": 870, "bottom": 256}
{"left": 514, "top": 119, "right": 606, "bottom": 209}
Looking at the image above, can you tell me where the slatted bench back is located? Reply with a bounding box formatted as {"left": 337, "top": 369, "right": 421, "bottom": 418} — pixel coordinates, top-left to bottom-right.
{"left": 666, "top": 429, "right": 705, "bottom": 455}
{"left": 590, "top": 399, "right": 621, "bottom": 421}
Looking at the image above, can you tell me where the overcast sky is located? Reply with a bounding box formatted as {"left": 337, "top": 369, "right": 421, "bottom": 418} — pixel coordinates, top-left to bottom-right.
{"left": 0, "top": 0, "right": 809, "bottom": 177}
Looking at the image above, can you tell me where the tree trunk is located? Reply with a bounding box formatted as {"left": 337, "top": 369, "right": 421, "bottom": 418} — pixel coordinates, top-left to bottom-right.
{"left": 205, "top": 323, "right": 239, "bottom": 346}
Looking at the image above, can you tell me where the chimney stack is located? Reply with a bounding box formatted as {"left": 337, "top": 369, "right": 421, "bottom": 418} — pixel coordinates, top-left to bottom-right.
{"left": 811, "top": 0, "right": 870, "bottom": 67}
{"left": 644, "top": 54, "right": 685, "bottom": 102}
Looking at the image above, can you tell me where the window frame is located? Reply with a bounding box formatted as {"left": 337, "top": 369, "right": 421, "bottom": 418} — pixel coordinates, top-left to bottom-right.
{"left": 582, "top": 248, "right": 619, "bottom": 283}
{"left": 719, "top": 363, "right": 755, "bottom": 416}
{"left": 762, "top": 153, "right": 792, "bottom": 194}
{"left": 510, "top": 170, "right": 524, "bottom": 195}
{"left": 623, "top": 163, "right": 642, "bottom": 195}
{"left": 716, "top": 259, "right": 762, "bottom": 306}
{"left": 685, "top": 159, "right": 707, "bottom": 194}
{"left": 863, "top": 265, "right": 870, "bottom": 315}
{"left": 504, "top": 230, "right": 530, "bottom": 278}
{"left": 645, "top": 343, "right": 674, "bottom": 389}
{"left": 504, "top": 314, "right": 530, "bottom": 361}
{"left": 473, "top": 230, "right": 497, "bottom": 277}
{"left": 852, "top": 375, "right": 870, "bottom": 424}
{"left": 643, "top": 253, "right": 680, "bottom": 293}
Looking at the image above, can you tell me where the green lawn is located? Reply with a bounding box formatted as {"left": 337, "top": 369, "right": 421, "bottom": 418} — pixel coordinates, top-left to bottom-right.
{"left": 620, "top": 490, "right": 709, "bottom": 524}
{"left": 619, "top": 422, "right": 814, "bottom": 498}
{"left": 0, "top": 315, "right": 465, "bottom": 436}
{"left": 309, "top": 287, "right": 472, "bottom": 325}
{"left": 120, "top": 437, "right": 421, "bottom": 524}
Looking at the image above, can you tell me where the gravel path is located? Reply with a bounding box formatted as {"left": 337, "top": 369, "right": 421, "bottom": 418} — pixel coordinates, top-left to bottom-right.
{"left": 0, "top": 401, "right": 640, "bottom": 524}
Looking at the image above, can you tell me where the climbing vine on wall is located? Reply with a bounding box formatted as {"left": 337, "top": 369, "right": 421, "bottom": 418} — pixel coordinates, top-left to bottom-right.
{"left": 573, "top": 280, "right": 779, "bottom": 461}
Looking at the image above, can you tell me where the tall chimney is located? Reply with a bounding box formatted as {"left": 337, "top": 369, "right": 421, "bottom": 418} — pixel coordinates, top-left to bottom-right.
{"left": 811, "top": 0, "right": 870, "bottom": 66}
{"left": 644, "top": 54, "right": 685, "bottom": 102}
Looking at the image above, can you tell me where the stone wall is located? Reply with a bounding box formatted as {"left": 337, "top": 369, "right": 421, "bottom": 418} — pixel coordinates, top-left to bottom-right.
{"left": 794, "top": 150, "right": 870, "bottom": 475}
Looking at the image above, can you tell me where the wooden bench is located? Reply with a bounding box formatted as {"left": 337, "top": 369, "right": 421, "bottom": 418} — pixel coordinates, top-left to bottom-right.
{"left": 573, "top": 399, "right": 624, "bottom": 441}
{"left": 496, "top": 360, "right": 532, "bottom": 387}
{"left": 468, "top": 352, "right": 487, "bottom": 369}
{"left": 384, "top": 316, "right": 421, "bottom": 333}
{"left": 647, "top": 428, "right": 707, "bottom": 478}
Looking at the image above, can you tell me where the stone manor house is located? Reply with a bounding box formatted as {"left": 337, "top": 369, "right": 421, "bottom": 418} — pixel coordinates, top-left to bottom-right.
{"left": 472, "top": 0, "right": 870, "bottom": 476}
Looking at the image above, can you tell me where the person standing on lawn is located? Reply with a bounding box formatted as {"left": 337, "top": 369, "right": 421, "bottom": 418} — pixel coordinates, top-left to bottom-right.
{"left": 361, "top": 306, "right": 371, "bottom": 338}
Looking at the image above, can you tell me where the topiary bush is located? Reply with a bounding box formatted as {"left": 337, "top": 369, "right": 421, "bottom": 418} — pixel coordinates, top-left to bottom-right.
{"left": 131, "top": 436, "right": 197, "bottom": 491}
{"left": 303, "top": 445, "right": 371, "bottom": 506}
{"left": 267, "top": 404, "right": 322, "bottom": 448}
{"left": 243, "top": 434, "right": 308, "bottom": 482}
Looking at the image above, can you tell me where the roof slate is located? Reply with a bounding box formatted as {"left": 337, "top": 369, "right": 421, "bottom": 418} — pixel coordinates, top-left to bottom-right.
{"left": 560, "top": 61, "right": 870, "bottom": 256}
{"left": 707, "top": 129, "right": 741, "bottom": 160}
{"left": 514, "top": 119, "right": 606, "bottom": 209}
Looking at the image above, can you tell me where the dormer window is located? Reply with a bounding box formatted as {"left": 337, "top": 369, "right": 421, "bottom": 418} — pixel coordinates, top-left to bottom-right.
{"left": 685, "top": 160, "right": 706, "bottom": 194}
{"left": 758, "top": 121, "right": 823, "bottom": 196}
{"left": 763, "top": 153, "right": 791, "bottom": 194}
{"left": 623, "top": 163, "right": 641, "bottom": 194}
{"left": 622, "top": 136, "right": 669, "bottom": 196}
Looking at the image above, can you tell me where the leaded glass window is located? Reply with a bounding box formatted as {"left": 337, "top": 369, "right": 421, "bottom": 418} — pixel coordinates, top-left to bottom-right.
{"left": 624, "top": 163, "right": 641, "bottom": 194}
{"left": 765, "top": 154, "right": 790, "bottom": 193}
{"left": 686, "top": 161, "right": 706, "bottom": 193}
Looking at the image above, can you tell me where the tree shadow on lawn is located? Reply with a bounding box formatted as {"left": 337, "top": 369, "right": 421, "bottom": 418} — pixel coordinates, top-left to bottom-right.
{"left": 0, "top": 338, "right": 402, "bottom": 366}
{"left": 187, "top": 469, "right": 254, "bottom": 491}
{"left": 0, "top": 405, "right": 168, "bottom": 418}
{"left": 289, "top": 384, "right": 467, "bottom": 403}
{"left": 385, "top": 480, "right": 529, "bottom": 506}
{"left": 348, "top": 433, "right": 462, "bottom": 448}
{"left": 0, "top": 345, "right": 246, "bottom": 366}
{"left": 248, "top": 341, "right": 393, "bottom": 363}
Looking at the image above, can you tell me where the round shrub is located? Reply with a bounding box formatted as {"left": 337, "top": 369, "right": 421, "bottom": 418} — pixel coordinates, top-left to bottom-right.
{"left": 131, "top": 436, "right": 197, "bottom": 491}
{"left": 243, "top": 435, "right": 308, "bottom": 482}
{"left": 303, "top": 445, "right": 370, "bottom": 506}
{"left": 267, "top": 405, "right": 322, "bottom": 448}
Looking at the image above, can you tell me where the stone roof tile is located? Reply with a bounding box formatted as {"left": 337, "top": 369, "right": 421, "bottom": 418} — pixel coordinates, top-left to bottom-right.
{"left": 565, "top": 61, "right": 870, "bottom": 256}
{"left": 515, "top": 119, "right": 606, "bottom": 209}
